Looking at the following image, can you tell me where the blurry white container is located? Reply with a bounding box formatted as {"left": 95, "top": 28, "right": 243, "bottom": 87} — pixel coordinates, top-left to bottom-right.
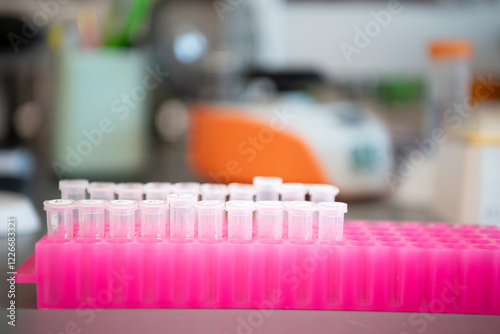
{"left": 434, "top": 103, "right": 500, "bottom": 226}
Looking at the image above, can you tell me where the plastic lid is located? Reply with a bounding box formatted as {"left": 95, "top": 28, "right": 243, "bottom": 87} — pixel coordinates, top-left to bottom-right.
{"left": 167, "top": 193, "right": 197, "bottom": 206}
{"left": 43, "top": 199, "right": 77, "bottom": 211}
{"left": 87, "top": 182, "right": 115, "bottom": 192}
{"left": 280, "top": 183, "right": 306, "bottom": 200}
{"left": 317, "top": 202, "right": 348, "bottom": 214}
{"left": 107, "top": 200, "right": 138, "bottom": 211}
{"left": 144, "top": 182, "right": 171, "bottom": 192}
{"left": 200, "top": 183, "right": 228, "bottom": 197}
{"left": 172, "top": 182, "right": 200, "bottom": 194}
{"left": 196, "top": 200, "right": 225, "bottom": 211}
{"left": 228, "top": 183, "right": 255, "bottom": 200}
{"left": 285, "top": 201, "right": 316, "bottom": 213}
{"left": 59, "top": 179, "right": 89, "bottom": 190}
{"left": 429, "top": 39, "right": 473, "bottom": 59}
{"left": 77, "top": 199, "right": 106, "bottom": 209}
{"left": 226, "top": 200, "right": 256, "bottom": 212}
{"left": 253, "top": 176, "right": 283, "bottom": 190}
{"left": 308, "top": 184, "right": 340, "bottom": 196}
{"left": 255, "top": 201, "right": 285, "bottom": 211}
{"left": 140, "top": 199, "right": 168, "bottom": 210}
{"left": 116, "top": 182, "right": 144, "bottom": 192}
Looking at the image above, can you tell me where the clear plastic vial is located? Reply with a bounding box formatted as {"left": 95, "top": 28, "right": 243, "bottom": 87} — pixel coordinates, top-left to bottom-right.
{"left": 140, "top": 200, "right": 168, "bottom": 238}
{"left": 280, "top": 183, "right": 306, "bottom": 201}
{"left": 59, "top": 179, "right": 88, "bottom": 200}
{"left": 44, "top": 199, "right": 77, "bottom": 238}
{"left": 317, "top": 202, "right": 347, "bottom": 243}
{"left": 200, "top": 183, "right": 228, "bottom": 201}
{"left": 256, "top": 201, "right": 284, "bottom": 240}
{"left": 286, "top": 201, "right": 316, "bottom": 242}
{"left": 196, "top": 200, "right": 225, "bottom": 239}
{"left": 253, "top": 176, "right": 283, "bottom": 201}
{"left": 228, "top": 183, "right": 255, "bottom": 201}
{"left": 144, "top": 182, "right": 172, "bottom": 200}
{"left": 168, "top": 193, "right": 196, "bottom": 239}
{"left": 78, "top": 200, "right": 106, "bottom": 238}
{"left": 116, "top": 183, "right": 144, "bottom": 201}
{"left": 226, "top": 201, "right": 256, "bottom": 241}
{"left": 308, "top": 184, "right": 340, "bottom": 203}
{"left": 108, "top": 200, "right": 138, "bottom": 239}
{"left": 87, "top": 182, "right": 116, "bottom": 201}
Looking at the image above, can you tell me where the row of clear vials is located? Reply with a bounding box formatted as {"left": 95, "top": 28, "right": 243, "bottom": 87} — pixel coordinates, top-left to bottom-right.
{"left": 45, "top": 177, "right": 347, "bottom": 242}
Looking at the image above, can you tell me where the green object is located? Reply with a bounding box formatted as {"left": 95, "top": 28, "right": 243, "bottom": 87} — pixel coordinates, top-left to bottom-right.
{"left": 377, "top": 77, "right": 424, "bottom": 104}
{"left": 103, "top": 0, "right": 154, "bottom": 47}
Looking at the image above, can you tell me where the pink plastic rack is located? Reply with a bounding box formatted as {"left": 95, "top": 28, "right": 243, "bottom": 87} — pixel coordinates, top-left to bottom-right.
{"left": 16, "top": 219, "right": 500, "bottom": 313}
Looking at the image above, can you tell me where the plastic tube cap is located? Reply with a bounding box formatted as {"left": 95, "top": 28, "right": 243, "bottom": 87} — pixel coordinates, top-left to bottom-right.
{"left": 144, "top": 182, "right": 172, "bottom": 200}
{"left": 253, "top": 176, "right": 283, "bottom": 201}
{"left": 167, "top": 193, "right": 197, "bottom": 207}
{"left": 59, "top": 179, "right": 88, "bottom": 191}
{"left": 44, "top": 199, "right": 77, "bottom": 211}
{"left": 107, "top": 199, "right": 139, "bottom": 211}
{"left": 200, "top": 183, "right": 228, "bottom": 200}
{"left": 253, "top": 176, "right": 283, "bottom": 191}
{"left": 228, "top": 183, "right": 255, "bottom": 200}
{"left": 59, "top": 179, "right": 88, "bottom": 200}
{"left": 285, "top": 201, "right": 316, "bottom": 214}
{"left": 226, "top": 200, "right": 256, "bottom": 213}
{"left": 308, "top": 184, "right": 340, "bottom": 202}
{"left": 116, "top": 183, "right": 144, "bottom": 200}
{"left": 140, "top": 199, "right": 168, "bottom": 210}
{"left": 196, "top": 200, "right": 225, "bottom": 211}
{"left": 317, "top": 202, "right": 348, "bottom": 214}
{"left": 172, "top": 182, "right": 200, "bottom": 195}
{"left": 77, "top": 199, "right": 106, "bottom": 210}
{"left": 87, "top": 182, "right": 115, "bottom": 200}
{"left": 280, "top": 183, "right": 306, "bottom": 201}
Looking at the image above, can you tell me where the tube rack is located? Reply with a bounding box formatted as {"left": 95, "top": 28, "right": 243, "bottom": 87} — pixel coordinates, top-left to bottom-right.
{"left": 16, "top": 217, "right": 500, "bottom": 312}
{"left": 14, "top": 178, "right": 500, "bottom": 313}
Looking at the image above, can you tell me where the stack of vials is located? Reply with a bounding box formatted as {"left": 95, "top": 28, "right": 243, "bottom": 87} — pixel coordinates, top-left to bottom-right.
{"left": 51, "top": 177, "right": 345, "bottom": 242}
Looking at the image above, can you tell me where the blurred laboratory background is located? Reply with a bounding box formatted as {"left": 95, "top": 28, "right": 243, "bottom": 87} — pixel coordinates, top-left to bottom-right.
{"left": 1, "top": 0, "right": 500, "bottom": 239}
